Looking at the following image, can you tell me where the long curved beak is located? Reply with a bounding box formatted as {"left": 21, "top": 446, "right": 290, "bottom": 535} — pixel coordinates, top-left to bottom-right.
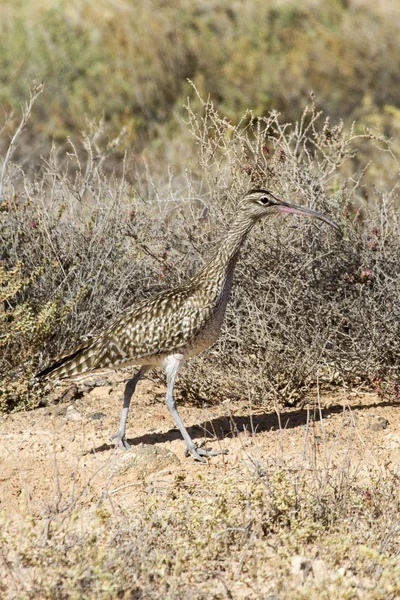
{"left": 278, "top": 201, "right": 342, "bottom": 234}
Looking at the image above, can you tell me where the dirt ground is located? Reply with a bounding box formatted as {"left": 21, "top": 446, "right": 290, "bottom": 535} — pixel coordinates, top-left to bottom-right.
{"left": 1, "top": 376, "right": 399, "bottom": 521}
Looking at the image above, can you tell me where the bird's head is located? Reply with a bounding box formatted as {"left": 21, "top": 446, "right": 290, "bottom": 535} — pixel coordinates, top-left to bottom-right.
{"left": 238, "top": 188, "right": 341, "bottom": 233}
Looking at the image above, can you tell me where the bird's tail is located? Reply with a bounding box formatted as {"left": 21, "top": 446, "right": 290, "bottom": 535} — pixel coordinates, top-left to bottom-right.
{"left": 35, "top": 338, "right": 103, "bottom": 381}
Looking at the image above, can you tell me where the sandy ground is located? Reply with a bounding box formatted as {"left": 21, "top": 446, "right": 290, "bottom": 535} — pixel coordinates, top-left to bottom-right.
{"left": 1, "top": 376, "right": 400, "bottom": 523}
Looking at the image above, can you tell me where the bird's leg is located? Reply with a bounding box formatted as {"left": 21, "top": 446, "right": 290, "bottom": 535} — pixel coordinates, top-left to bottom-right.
{"left": 164, "top": 356, "right": 227, "bottom": 463}
{"left": 111, "top": 365, "right": 151, "bottom": 450}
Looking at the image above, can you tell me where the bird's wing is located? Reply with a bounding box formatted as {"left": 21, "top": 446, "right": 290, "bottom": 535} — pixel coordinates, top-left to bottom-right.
{"left": 36, "top": 286, "right": 213, "bottom": 380}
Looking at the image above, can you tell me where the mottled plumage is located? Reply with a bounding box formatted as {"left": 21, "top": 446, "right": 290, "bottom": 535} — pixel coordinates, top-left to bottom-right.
{"left": 36, "top": 189, "right": 341, "bottom": 462}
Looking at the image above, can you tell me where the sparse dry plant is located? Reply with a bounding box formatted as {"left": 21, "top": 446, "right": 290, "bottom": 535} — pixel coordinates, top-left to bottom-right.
{"left": 1, "top": 409, "right": 399, "bottom": 599}
{"left": 1, "top": 88, "right": 400, "bottom": 410}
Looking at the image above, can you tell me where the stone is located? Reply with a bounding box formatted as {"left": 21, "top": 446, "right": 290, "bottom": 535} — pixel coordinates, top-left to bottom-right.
{"left": 112, "top": 444, "right": 180, "bottom": 478}
{"left": 291, "top": 555, "right": 312, "bottom": 581}
{"left": 369, "top": 417, "right": 389, "bottom": 431}
{"left": 64, "top": 405, "right": 82, "bottom": 421}
{"left": 88, "top": 412, "right": 107, "bottom": 420}
{"left": 312, "top": 559, "right": 329, "bottom": 582}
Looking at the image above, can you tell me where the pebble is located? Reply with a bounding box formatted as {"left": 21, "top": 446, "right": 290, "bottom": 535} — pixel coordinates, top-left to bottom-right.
{"left": 291, "top": 555, "right": 312, "bottom": 581}
{"left": 64, "top": 405, "right": 82, "bottom": 421}
{"left": 88, "top": 412, "right": 107, "bottom": 420}
{"left": 368, "top": 416, "right": 389, "bottom": 431}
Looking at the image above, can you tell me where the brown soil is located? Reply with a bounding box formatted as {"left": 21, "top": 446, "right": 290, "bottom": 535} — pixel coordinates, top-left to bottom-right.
{"left": 1, "top": 377, "right": 399, "bottom": 522}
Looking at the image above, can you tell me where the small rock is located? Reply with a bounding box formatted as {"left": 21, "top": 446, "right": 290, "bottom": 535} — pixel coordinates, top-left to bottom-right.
{"left": 52, "top": 405, "right": 68, "bottom": 417}
{"left": 82, "top": 379, "right": 112, "bottom": 390}
{"left": 384, "top": 433, "right": 400, "bottom": 448}
{"left": 336, "top": 567, "right": 346, "bottom": 578}
{"left": 291, "top": 555, "right": 312, "bottom": 581}
{"left": 65, "top": 405, "right": 82, "bottom": 422}
{"left": 88, "top": 412, "right": 107, "bottom": 420}
{"left": 357, "top": 576, "right": 375, "bottom": 590}
{"left": 53, "top": 384, "right": 81, "bottom": 405}
{"left": 113, "top": 444, "right": 180, "bottom": 478}
{"left": 368, "top": 416, "right": 389, "bottom": 431}
{"left": 312, "top": 559, "right": 329, "bottom": 582}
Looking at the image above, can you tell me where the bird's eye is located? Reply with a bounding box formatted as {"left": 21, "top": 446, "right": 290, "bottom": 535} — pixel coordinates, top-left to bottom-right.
{"left": 258, "top": 196, "right": 271, "bottom": 206}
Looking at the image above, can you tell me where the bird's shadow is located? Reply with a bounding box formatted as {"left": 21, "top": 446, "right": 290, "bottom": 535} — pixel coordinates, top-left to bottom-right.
{"left": 90, "top": 398, "right": 399, "bottom": 454}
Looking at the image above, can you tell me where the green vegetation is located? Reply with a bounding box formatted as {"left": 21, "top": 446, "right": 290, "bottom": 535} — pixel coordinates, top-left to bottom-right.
{"left": 1, "top": 1, "right": 400, "bottom": 598}
{"left": 1, "top": 0, "right": 400, "bottom": 182}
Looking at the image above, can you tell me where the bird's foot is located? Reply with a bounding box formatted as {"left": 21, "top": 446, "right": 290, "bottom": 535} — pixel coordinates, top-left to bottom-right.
{"left": 110, "top": 432, "right": 131, "bottom": 450}
{"left": 185, "top": 445, "right": 228, "bottom": 463}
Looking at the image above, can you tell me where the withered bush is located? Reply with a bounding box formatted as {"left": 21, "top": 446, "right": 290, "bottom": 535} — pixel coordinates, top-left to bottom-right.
{"left": 1, "top": 92, "right": 399, "bottom": 410}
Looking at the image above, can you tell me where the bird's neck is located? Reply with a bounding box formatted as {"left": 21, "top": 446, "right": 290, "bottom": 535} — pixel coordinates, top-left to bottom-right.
{"left": 195, "top": 212, "right": 255, "bottom": 296}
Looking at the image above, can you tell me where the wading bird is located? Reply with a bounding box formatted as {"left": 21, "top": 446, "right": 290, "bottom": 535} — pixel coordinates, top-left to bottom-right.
{"left": 36, "top": 189, "right": 341, "bottom": 462}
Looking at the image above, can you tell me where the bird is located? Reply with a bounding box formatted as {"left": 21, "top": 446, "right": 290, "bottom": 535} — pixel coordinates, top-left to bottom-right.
{"left": 36, "top": 189, "right": 341, "bottom": 463}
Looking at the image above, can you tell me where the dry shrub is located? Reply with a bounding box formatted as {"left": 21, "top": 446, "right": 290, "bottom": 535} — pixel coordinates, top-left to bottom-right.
{"left": 181, "top": 94, "right": 400, "bottom": 405}
{"left": 1, "top": 90, "right": 400, "bottom": 410}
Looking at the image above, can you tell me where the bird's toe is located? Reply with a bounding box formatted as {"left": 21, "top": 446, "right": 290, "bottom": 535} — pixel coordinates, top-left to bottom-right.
{"left": 196, "top": 447, "right": 228, "bottom": 457}
{"left": 185, "top": 445, "right": 227, "bottom": 462}
{"left": 110, "top": 432, "right": 131, "bottom": 450}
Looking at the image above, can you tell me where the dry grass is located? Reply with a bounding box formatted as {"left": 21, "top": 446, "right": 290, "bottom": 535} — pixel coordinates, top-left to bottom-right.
{"left": 1, "top": 392, "right": 399, "bottom": 599}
